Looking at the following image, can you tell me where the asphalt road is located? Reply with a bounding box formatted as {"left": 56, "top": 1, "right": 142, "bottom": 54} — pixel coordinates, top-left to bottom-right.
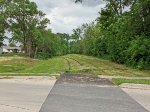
{"left": 0, "top": 76, "right": 56, "bottom": 112}
{"left": 40, "top": 74, "right": 148, "bottom": 112}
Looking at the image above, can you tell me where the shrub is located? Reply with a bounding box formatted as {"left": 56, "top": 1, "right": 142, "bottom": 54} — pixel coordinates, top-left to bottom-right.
{"left": 126, "top": 36, "right": 150, "bottom": 69}
{"left": 37, "top": 52, "right": 52, "bottom": 60}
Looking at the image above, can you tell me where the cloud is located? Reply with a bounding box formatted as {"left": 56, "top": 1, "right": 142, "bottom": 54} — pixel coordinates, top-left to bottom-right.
{"left": 31, "top": 0, "right": 106, "bottom": 34}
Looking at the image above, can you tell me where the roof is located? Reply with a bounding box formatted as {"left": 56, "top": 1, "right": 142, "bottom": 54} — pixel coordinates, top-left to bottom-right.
{"left": 2, "top": 46, "right": 21, "bottom": 50}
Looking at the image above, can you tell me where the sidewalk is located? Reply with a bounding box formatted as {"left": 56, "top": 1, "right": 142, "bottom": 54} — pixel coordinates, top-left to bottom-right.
{"left": 120, "top": 84, "right": 150, "bottom": 112}
{"left": 0, "top": 76, "right": 56, "bottom": 112}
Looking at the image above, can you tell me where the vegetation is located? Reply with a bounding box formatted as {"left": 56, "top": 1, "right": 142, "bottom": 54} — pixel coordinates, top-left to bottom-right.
{"left": 0, "top": 0, "right": 69, "bottom": 59}
{"left": 112, "top": 78, "right": 150, "bottom": 85}
{"left": 0, "top": 57, "right": 38, "bottom": 73}
{"left": 0, "top": 54, "right": 150, "bottom": 77}
{"left": 0, "top": 56, "right": 67, "bottom": 74}
{"left": 0, "top": 0, "right": 150, "bottom": 77}
{"left": 65, "top": 54, "right": 150, "bottom": 77}
{"left": 71, "top": 0, "right": 150, "bottom": 70}
{"left": 22, "top": 57, "right": 67, "bottom": 74}
{"left": 0, "top": 53, "right": 26, "bottom": 57}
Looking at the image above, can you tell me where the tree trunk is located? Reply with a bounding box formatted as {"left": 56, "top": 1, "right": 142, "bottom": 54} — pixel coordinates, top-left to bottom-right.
{"left": 34, "top": 47, "right": 38, "bottom": 58}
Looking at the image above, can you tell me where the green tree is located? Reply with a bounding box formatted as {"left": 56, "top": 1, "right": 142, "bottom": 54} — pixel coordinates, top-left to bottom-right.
{"left": 0, "top": 0, "right": 8, "bottom": 46}
{"left": 3, "top": 0, "right": 49, "bottom": 57}
{"left": 73, "top": 0, "right": 150, "bottom": 70}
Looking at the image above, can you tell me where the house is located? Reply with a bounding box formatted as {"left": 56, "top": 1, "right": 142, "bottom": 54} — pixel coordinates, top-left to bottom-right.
{"left": 0, "top": 46, "right": 22, "bottom": 54}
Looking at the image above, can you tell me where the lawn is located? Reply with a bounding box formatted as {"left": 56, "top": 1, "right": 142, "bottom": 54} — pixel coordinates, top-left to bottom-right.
{"left": 112, "top": 78, "right": 150, "bottom": 85}
{"left": 0, "top": 57, "right": 38, "bottom": 73}
{"left": 0, "top": 56, "right": 68, "bottom": 76}
{"left": 0, "top": 54, "right": 150, "bottom": 77}
{"left": 65, "top": 54, "right": 150, "bottom": 77}
{"left": 22, "top": 57, "right": 68, "bottom": 74}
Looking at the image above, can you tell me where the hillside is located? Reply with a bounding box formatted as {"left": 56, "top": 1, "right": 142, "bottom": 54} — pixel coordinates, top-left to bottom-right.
{"left": 0, "top": 54, "right": 150, "bottom": 77}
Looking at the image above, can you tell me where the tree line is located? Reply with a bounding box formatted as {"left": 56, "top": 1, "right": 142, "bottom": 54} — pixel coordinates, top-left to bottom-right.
{"left": 71, "top": 0, "right": 150, "bottom": 70}
{"left": 0, "top": 0, "right": 70, "bottom": 59}
{"left": 1, "top": 0, "right": 150, "bottom": 69}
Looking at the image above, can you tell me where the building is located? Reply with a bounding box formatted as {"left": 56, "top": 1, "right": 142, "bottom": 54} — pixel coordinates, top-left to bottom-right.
{"left": 0, "top": 46, "right": 22, "bottom": 54}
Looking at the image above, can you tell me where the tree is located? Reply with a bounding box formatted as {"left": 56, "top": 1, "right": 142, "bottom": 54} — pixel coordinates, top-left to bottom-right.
{"left": 57, "top": 33, "right": 71, "bottom": 54}
{"left": 72, "top": 0, "right": 150, "bottom": 69}
{"left": 0, "top": 0, "right": 9, "bottom": 46}
{"left": 3, "top": 0, "right": 50, "bottom": 57}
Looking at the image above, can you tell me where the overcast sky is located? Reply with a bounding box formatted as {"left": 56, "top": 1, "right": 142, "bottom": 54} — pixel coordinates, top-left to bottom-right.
{"left": 31, "top": 0, "right": 106, "bottom": 34}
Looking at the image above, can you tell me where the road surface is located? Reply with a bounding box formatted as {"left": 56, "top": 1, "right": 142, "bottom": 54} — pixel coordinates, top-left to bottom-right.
{"left": 0, "top": 76, "right": 56, "bottom": 112}
{"left": 40, "top": 74, "right": 148, "bottom": 112}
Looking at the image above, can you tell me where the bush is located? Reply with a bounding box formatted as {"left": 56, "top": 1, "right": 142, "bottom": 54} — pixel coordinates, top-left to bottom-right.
{"left": 0, "top": 53, "right": 26, "bottom": 57}
{"left": 107, "top": 36, "right": 129, "bottom": 64}
{"left": 126, "top": 36, "right": 150, "bottom": 69}
{"left": 37, "top": 52, "right": 52, "bottom": 60}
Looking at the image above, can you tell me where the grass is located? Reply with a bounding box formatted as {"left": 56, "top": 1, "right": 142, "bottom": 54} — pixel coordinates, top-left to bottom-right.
{"left": 0, "top": 57, "right": 38, "bottom": 73}
{"left": 112, "top": 78, "right": 150, "bottom": 85}
{"left": 0, "top": 54, "right": 150, "bottom": 77}
{"left": 65, "top": 54, "right": 150, "bottom": 77}
{"left": 0, "top": 56, "right": 68, "bottom": 76}
{"left": 0, "top": 53, "right": 26, "bottom": 57}
{"left": 22, "top": 57, "right": 68, "bottom": 74}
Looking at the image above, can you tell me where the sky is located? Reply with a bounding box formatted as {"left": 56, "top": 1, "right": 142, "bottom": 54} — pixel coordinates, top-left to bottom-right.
{"left": 4, "top": 0, "right": 106, "bottom": 45}
{"left": 31, "top": 0, "right": 106, "bottom": 34}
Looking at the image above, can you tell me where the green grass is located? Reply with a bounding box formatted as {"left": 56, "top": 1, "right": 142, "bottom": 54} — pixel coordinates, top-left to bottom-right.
{"left": 0, "top": 57, "right": 38, "bottom": 73}
{"left": 65, "top": 54, "right": 150, "bottom": 77}
{"left": 0, "top": 56, "right": 68, "bottom": 76}
{"left": 0, "top": 54, "right": 150, "bottom": 77}
{"left": 112, "top": 78, "right": 150, "bottom": 85}
{"left": 22, "top": 57, "right": 68, "bottom": 74}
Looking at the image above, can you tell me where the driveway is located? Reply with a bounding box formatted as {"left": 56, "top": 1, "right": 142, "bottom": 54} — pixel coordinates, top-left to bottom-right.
{"left": 0, "top": 76, "right": 56, "bottom": 112}
{"left": 40, "top": 74, "right": 148, "bottom": 112}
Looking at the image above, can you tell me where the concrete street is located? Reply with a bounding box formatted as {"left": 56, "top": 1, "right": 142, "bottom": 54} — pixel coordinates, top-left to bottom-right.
{"left": 0, "top": 75, "right": 149, "bottom": 112}
{"left": 0, "top": 76, "right": 56, "bottom": 112}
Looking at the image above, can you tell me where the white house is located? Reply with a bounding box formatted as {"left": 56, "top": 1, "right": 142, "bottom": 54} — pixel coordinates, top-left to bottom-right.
{"left": 0, "top": 46, "right": 22, "bottom": 54}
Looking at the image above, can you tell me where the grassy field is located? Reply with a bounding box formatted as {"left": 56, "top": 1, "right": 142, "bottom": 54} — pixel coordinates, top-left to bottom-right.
{"left": 112, "top": 78, "right": 150, "bottom": 85}
{"left": 0, "top": 54, "right": 150, "bottom": 77}
{"left": 0, "top": 56, "right": 68, "bottom": 75}
{"left": 22, "top": 57, "right": 67, "bottom": 74}
{"left": 65, "top": 54, "right": 150, "bottom": 77}
{"left": 0, "top": 57, "right": 38, "bottom": 73}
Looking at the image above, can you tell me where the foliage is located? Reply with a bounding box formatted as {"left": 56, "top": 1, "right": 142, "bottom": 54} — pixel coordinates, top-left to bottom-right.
{"left": 1, "top": 0, "right": 49, "bottom": 57}
{"left": 1, "top": 0, "right": 71, "bottom": 59}
{"left": 1, "top": 54, "right": 150, "bottom": 77}
{"left": 71, "top": 0, "right": 150, "bottom": 70}
{"left": 0, "top": 53, "right": 26, "bottom": 57}
{"left": 126, "top": 36, "right": 150, "bottom": 69}
{"left": 1, "top": 0, "right": 150, "bottom": 71}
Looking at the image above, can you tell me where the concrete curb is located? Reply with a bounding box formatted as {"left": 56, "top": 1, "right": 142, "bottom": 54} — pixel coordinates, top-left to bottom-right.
{"left": 120, "top": 83, "right": 150, "bottom": 90}
{"left": 98, "top": 75, "right": 150, "bottom": 80}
